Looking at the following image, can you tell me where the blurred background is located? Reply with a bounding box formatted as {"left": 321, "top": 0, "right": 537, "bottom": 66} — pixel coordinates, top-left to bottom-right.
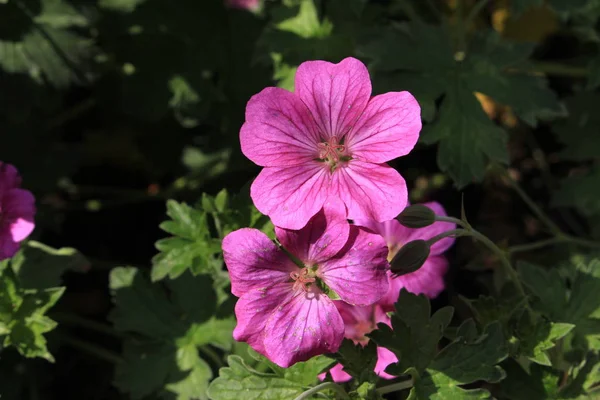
{"left": 1, "top": 0, "right": 599, "bottom": 398}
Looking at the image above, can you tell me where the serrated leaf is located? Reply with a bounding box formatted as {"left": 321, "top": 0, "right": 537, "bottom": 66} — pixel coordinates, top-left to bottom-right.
{"left": 0, "top": 268, "right": 64, "bottom": 362}
{"left": 333, "top": 339, "right": 378, "bottom": 381}
{"left": 360, "top": 24, "right": 561, "bottom": 188}
{"left": 207, "top": 355, "right": 306, "bottom": 400}
{"left": 369, "top": 290, "right": 453, "bottom": 373}
{"left": 110, "top": 267, "right": 233, "bottom": 399}
{"left": 408, "top": 321, "right": 508, "bottom": 400}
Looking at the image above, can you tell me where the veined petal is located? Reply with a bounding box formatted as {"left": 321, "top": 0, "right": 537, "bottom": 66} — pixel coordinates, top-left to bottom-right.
{"left": 264, "top": 287, "right": 344, "bottom": 367}
{"left": 233, "top": 282, "right": 293, "bottom": 356}
{"left": 222, "top": 228, "right": 295, "bottom": 297}
{"left": 319, "top": 227, "right": 389, "bottom": 306}
{"left": 295, "top": 58, "right": 371, "bottom": 139}
{"left": 374, "top": 346, "right": 398, "bottom": 380}
{"left": 347, "top": 92, "right": 421, "bottom": 163}
{"left": 241, "top": 87, "right": 320, "bottom": 167}
{"left": 251, "top": 164, "right": 330, "bottom": 230}
{"left": 334, "top": 161, "right": 407, "bottom": 223}
{"left": 275, "top": 198, "right": 349, "bottom": 264}
{"left": 320, "top": 363, "right": 352, "bottom": 383}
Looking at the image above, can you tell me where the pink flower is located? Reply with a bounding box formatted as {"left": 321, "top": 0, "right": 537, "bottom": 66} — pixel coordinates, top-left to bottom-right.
{"left": 0, "top": 162, "right": 35, "bottom": 260}
{"left": 319, "top": 303, "right": 397, "bottom": 382}
{"left": 240, "top": 57, "right": 421, "bottom": 230}
{"left": 355, "top": 202, "right": 455, "bottom": 311}
{"left": 222, "top": 199, "right": 389, "bottom": 367}
{"left": 225, "top": 0, "right": 259, "bottom": 10}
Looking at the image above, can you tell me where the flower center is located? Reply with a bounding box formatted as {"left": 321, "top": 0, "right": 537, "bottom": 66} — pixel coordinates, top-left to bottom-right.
{"left": 352, "top": 316, "right": 376, "bottom": 346}
{"left": 316, "top": 136, "right": 352, "bottom": 172}
{"left": 290, "top": 267, "right": 318, "bottom": 292}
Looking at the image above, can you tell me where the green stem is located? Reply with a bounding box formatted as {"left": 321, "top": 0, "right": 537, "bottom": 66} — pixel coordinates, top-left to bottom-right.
{"left": 199, "top": 346, "right": 224, "bottom": 368}
{"left": 505, "top": 173, "right": 564, "bottom": 237}
{"left": 426, "top": 228, "right": 469, "bottom": 246}
{"left": 464, "top": 0, "right": 490, "bottom": 28}
{"left": 52, "top": 312, "right": 121, "bottom": 338}
{"left": 434, "top": 215, "right": 470, "bottom": 229}
{"left": 60, "top": 334, "right": 123, "bottom": 364}
{"left": 377, "top": 378, "right": 414, "bottom": 394}
{"left": 508, "top": 237, "right": 564, "bottom": 254}
{"left": 293, "top": 382, "right": 349, "bottom": 400}
{"left": 526, "top": 62, "right": 588, "bottom": 77}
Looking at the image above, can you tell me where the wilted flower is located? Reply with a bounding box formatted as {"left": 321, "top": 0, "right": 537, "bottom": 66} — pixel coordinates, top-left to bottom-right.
{"left": 0, "top": 162, "right": 35, "bottom": 260}
{"left": 355, "top": 202, "right": 455, "bottom": 310}
{"left": 240, "top": 57, "right": 421, "bottom": 229}
{"left": 222, "top": 199, "right": 389, "bottom": 367}
{"left": 319, "top": 302, "right": 397, "bottom": 382}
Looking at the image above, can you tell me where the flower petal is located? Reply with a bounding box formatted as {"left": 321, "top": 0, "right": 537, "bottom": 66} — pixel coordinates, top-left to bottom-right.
{"left": 334, "top": 161, "right": 407, "bottom": 223}
{"left": 222, "top": 228, "right": 295, "bottom": 297}
{"left": 0, "top": 163, "right": 22, "bottom": 194}
{"left": 295, "top": 58, "right": 371, "bottom": 138}
{"left": 347, "top": 92, "right": 421, "bottom": 163}
{"left": 240, "top": 87, "right": 320, "bottom": 167}
{"left": 374, "top": 346, "right": 398, "bottom": 380}
{"left": 320, "top": 363, "right": 352, "bottom": 383}
{"left": 233, "top": 282, "right": 293, "bottom": 356}
{"left": 378, "top": 256, "right": 448, "bottom": 311}
{"left": 320, "top": 227, "right": 389, "bottom": 306}
{"left": 251, "top": 164, "right": 330, "bottom": 230}
{"left": 264, "top": 287, "right": 344, "bottom": 367}
{"left": 3, "top": 189, "right": 35, "bottom": 242}
{"left": 275, "top": 198, "right": 349, "bottom": 264}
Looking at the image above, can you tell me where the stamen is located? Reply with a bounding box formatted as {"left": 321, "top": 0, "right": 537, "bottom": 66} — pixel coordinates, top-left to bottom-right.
{"left": 290, "top": 268, "right": 316, "bottom": 292}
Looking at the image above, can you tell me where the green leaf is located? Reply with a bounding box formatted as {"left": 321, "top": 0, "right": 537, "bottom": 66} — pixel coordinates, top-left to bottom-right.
{"left": 110, "top": 267, "right": 234, "bottom": 399}
{"left": 496, "top": 360, "right": 559, "bottom": 400}
{"left": 553, "top": 167, "right": 600, "bottom": 217}
{"left": 408, "top": 321, "right": 508, "bottom": 400}
{"left": 552, "top": 92, "right": 600, "bottom": 161}
{"left": 0, "top": 0, "right": 94, "bottom": 87}
{"left": 10, "top": 241, "right": 88, "bottom": 289}
{"left": 151, "top": 200, "right": 217, "bottom": 281}
{"left": 516, "top": 314, "right": 575, "bottom": 366}
{"left": 0, "top": 268, "right": 64, "bottom": 362}
{"left": 207, "top": 355, "right": 306, "bottom": 400}
{"left": 519, "top": 260, "right": 600, "bottom": 350}
{"left": 369, "top": 290, "right": 453, "bottom": 373}
{"left": 333, "top": 339, "right": 378, "bottom": 381}
{"left": 360, "top": 24, "right": 561, "bottom": 188}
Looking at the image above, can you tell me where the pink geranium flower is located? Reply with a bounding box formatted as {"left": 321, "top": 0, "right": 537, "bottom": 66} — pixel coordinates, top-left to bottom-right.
{"left": 355, "top": 202, "right": 455, "bottom": 311}
{"left": 0, "top": 162, "right": 35, "bottom": 260}
{"left": 319, "top": 303, "right": 397, "bottom": 382}
{"left": 225, "top": 0, "right": 259, "bottom": 10}
{"left": 222, "top": 199, "right": 389, "bottom": 367}
{"left": 240, "top": 57, "right": 421, "bottom": 229}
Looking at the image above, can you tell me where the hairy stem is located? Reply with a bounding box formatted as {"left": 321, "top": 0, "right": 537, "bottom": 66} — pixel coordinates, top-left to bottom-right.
{"left": 293, "top": 382, "right": 349, "bottom": 400}
{"left": 377, "top": 378, "right": 414, "bottom": 394}
{"left": 199, "top": 346, "right": 224, "bottom": 368}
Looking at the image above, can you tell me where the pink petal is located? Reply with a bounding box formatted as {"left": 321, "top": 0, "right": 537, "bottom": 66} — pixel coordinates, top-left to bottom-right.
{"left": 294, "top": 58, "right": 371, "bottom": 138}
{"left": 2, "top": 189, "right": 35, "bottom": 242}
{"left": 334, "top": 161, "right": 407, "bottom": 223}
{"left": 0, "top": 163, "right": 22, "bottom": 194}
{"left": 354, "top": 202, "right": 455, "bottom": 255}
{"left": 374, "top": 346, "right": 398, "bottom": 380}
{"left": 275, "top": 198, "right": 349, "bottom": 264}
{"left": 320, "top": 363, "right": 352, "bottom": 383}
{"left": 240, "top": 87, "right": 320, "bottom": 167}
{"left": 264, "top": 287, "right": 344, "bottom": 367}
{"left": 233, "top": 282, "right": 292, "bottom": 356}
{"left": 347, "top": 92, "right": 421, "bottom": 163}
{"left": 250, "top": 164, "right": 330, "bottom": 230}
{"left": 222, "top": 228, "right": 295, "bottom": 297}
{"left": 378, "top": 257, "right": 448, "bottom": 311}
{"left": 320, "top": 227, "right": 389, "bottom": 306}
{"left": 0, "top": 228, "right": 20, "bottom": 261}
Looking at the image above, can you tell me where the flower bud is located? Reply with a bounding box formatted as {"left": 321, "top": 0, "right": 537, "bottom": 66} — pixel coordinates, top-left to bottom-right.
{"left": 389, "top": 240, "right": 430, "bottom": 277}
{"left": 397, "top": 204, "right": 436, "bottom": 228}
